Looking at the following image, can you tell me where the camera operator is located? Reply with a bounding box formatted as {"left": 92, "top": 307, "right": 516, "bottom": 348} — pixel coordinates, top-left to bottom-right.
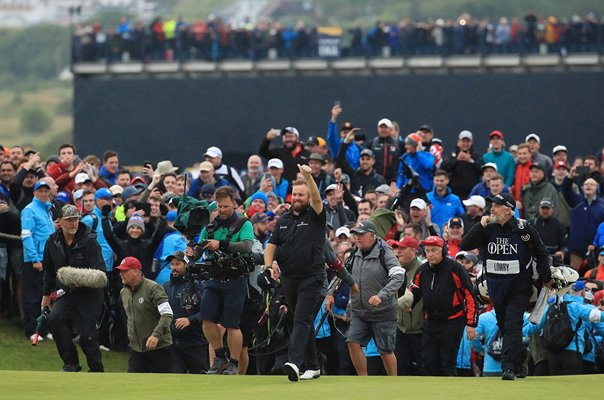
{"left": 41, "top": 205, "right": 107, "bottom": 372}
{"left": 163, "top": 251, "right": 208, "bottom": 374}
{"left": 194, "top": 186, "right": 254, "bottom": 375}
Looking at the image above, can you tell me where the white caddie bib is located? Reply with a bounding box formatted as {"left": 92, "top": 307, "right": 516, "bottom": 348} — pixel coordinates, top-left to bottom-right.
{"left": 486, "top": 259, "right": 520, "bottom": 275}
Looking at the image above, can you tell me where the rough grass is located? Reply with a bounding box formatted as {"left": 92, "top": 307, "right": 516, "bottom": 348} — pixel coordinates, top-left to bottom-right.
{"left": 0, "top": 317, "right": 127, "bottom": 372}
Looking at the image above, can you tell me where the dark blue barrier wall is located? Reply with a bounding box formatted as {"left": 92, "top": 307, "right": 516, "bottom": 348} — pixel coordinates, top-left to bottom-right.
{"left": 74, "top": 72, "right": 604, "bottom": 169}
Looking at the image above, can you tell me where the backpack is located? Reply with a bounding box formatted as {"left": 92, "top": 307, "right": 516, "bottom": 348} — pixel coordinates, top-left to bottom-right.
{"left": 487, "top": 329, "right": 504, "bottom": 361}
{"left": 541, "top": 300, "right": 581, "bottom": 352}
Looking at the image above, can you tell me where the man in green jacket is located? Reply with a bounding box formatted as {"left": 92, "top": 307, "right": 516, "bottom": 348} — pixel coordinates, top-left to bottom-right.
{"left": 118, "top": 256, "right": 173, "bottom": 373}
{"left": 520, "top": 162, "right": 559, "bottom": 220}
{"left": 390, "top": 237, "right": 424, "bottom": 376}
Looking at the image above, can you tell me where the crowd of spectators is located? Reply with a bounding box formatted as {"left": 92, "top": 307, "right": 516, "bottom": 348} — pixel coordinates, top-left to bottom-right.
{"left": 1, "top": 102, "right": 604, "bottom": 376}
{"left": 71, "top": 12, "right": 604, "bottom": 63}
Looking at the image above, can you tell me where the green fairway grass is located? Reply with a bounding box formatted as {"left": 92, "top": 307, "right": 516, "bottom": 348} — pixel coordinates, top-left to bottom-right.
{"left": 0, "top": 371, "right": 599, "bottom": 400}
{"left": 0, "top": 318, "right": 128, "bottom": 372}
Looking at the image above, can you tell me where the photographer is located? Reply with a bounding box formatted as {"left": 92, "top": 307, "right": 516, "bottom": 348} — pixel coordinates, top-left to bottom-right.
{"left": 163, "top": 251, "right": 208, "bottom": 374}
{"left": 195, "top": 186, "right": 254, "bottom": 375}
{"left": 396, "top": 133, "right": 435, "bottom": 192}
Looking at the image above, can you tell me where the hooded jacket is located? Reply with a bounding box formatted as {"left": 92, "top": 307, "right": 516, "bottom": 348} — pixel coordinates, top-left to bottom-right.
{"left": 520, "top": 178, "right": 559, "bottom": 220}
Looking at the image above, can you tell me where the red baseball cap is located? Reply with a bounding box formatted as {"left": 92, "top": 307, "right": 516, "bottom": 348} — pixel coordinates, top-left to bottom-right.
{"left": 420, "top": 236, "right": 445, "bottom": 248}
{"left": 554, "top": 160, "right": 570, "bottom": 171}
{"left": 594, "top": 290, "right": 603, "bottom": 306}
{"left": 116, "top": 256, "right": 142, "bottom": 271}
{"left": 489, "top": 130, "right": 504, "bottom": 140}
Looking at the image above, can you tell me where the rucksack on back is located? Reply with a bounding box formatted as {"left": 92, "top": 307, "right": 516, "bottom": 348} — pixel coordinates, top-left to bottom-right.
{"left": 541, "top": 300, "right": 581, "bottom": 352}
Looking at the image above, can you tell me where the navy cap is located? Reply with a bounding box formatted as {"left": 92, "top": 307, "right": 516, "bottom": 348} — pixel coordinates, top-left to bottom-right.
{"left": 94, "top": 188, "right": 113, "bottom": 200}
{"left": 487, "top": 193, "right": 516, "bottom": 210}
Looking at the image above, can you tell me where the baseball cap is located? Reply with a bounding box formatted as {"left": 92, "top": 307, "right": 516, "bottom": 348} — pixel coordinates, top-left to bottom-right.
{"left": 420, "top": 236, "right": 445, "bottom": 248}
{"left": 481, "top": 162, "right": 498, "bottom": 172}
{"left": 200, "top": 183, "right": 216, "bottom": 197}
{"left": 539, "top": 198, "right": 553, "bottom": 208}
{"left": 360, "top": 149, "right": 375, "bottom": 158}
{"left": 116, "top": 256, "right": 143, "bottom": 271}
{"left": 554, "top": 160, "right": 570, "bottom": 171}
{"left": 122, "top": 185, "right": 144, "bottom": 202}
{"left": 94, "top": 188, "right": 113, "bottom": 200}
{"left": 448, "top": 217, "right": 464, "bottom": 228}
{"left": 375, "top": 184, "right": 390, "bottom": 195}
{"left": 75, "top": 173, "right": 91, "bottom": 185}
{"left": 33, "top": 180, "right": 50, "bottom": 191}
{"left": 455, "top": 251, "right": 478, "bottom": 264}
{"left": 458, "top": 130, "right": 473, "bottom": 140}
{"left": 341, "top": 122, "right": 354, "bottom": 131}
{"left": 595, "top": 290, "right": 604, "bottom": 306}
{"left": 308, "top": 153, "right": 325, "bottom": 164}
{"left": 418, "top": 124, "right": 433, "bottom": 133}
{"left": 61, "top": 204, "right": 80, "bottom": 219}
{"left": 529, "top": 162, "right": 544, "bottom": 171}
{"left": 204, "top": 146, "right": 222, "bottom": 159}
{"left": 350, "top": 220, "right": 377, "bottom": 235}
{"left": 73, "top": 189, "right": 85, "bottom": 202}
{"left": 410, "top": 198, "right": 427, "bottom": 210}
{"left": 489, "top": 130, "right": 504, "bottom": 139}
{"left": 251, "top": 212, "right": 269, "bottom": 224}
{"left": 388, "top": 237, "right": 419, "bottom": 250}
{"left": 432, "top": 138, "right": 443, "bottom": 145}
{"left": 572, "top": 280, "right": 586, "bottom": 291}
{"left": 377, "top": 118, "right": 393, "bottom": 128}
{"left": 109, "top": 185, "right": 124, "bottom": 196}
{"left": 55, "top": 191, "right": 70, "bottom": 204}
{"left": 335, "top": 226, "right": 351, "bottom": 238}
{"left": 487, "top": 193, "right": 516, "bottom": 210}
{"left": 306, "top": 136, "right": 327, "bottom": 147}
{"left": 267, "top": 158, "right": 284, "bottom": 169}
{"left": 324, "top": 183, "right": 338, "bottom": 194}
{"left": 282, "top": 127, "right": 299, "bottom": 137}
{"left": 525, "top": 133, "right": 540, "bottom": 143}
{"left": 463, "top": 195, "right": 486, "bottom": 209}
{"left": 405, "top": 133, "right": 422, "bottom": 147}
{"left": 199, "top": 161, "right": 214, "bottom": 172}
{"left": 167, "top": 251, "right": 189, "bottom": 264}
{"left": 552, "top": 145, "right": 567, "bottom": 154}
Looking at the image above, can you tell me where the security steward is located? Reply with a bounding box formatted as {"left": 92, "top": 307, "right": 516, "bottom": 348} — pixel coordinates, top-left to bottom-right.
{"left": 405, "top": 235, "right": 479, "bottom": 376}
{"left": 195, "top": 186, "right": 254, "bottom": 375}
{"left": 163, "top": 250, "right": 208, "bottom": 374}
{"left": 41, "top": 204, "right": 107, "bottom": 372}
{"left": 460, "top": 193, "right": 553, "bottom": 380}
{"left": 342, "top": 221, "right": 405, "bottom": 376}
{"left": 118, "top": 256, "right": 173, "bottom": 373}
{"left": 263, "top": 164, "right": 327, "bottom": 382}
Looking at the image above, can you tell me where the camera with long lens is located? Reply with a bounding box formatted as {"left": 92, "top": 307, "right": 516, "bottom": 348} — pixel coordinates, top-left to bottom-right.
{"left": 188, "top": 240, "right": 255, "bottom": 281}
